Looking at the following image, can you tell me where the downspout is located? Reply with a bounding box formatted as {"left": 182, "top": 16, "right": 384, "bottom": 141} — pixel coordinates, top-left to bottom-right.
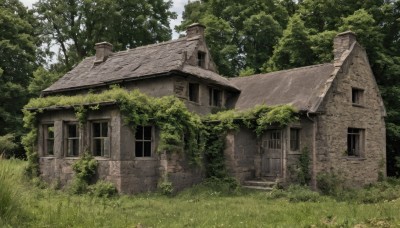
{"left": 307, "top": 111, "right": 317, "bottom": 190}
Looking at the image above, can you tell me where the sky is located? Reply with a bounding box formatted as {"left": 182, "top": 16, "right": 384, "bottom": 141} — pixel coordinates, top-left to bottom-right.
{"left": 20, "top": 0, "right": 188, "bottom": 39}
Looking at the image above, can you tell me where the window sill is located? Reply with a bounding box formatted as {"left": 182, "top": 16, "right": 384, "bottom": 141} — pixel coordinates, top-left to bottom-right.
{"left": 94, "top": 156, "right": 111, "bottom": 161}
{"left": 288, "top": 151, "right": 301, "bottom": 155}
{"left": 64, "top": 157, "right": 80, "bottom": 160}
{"left": 343, "top": 156, "right": 366, "bottom": 161}
{"left": 352, "top": 103, "right": 365, "bottom": 108}
{"left": 134, "top": 157, "right": 157, "bottom": 161}
{"left": 188, "top": 100, "right": 201, "bottom": 105}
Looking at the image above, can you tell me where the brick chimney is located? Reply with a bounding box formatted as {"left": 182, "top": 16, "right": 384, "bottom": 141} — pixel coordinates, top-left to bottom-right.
{"left": 333, "top": 31, "right": 357, "bottom": 60}
{"left": 186, "top": 23, "right": 205, "bottom": 39}
{"left": 94, "top": 42, "right": 113, "bottom": 63}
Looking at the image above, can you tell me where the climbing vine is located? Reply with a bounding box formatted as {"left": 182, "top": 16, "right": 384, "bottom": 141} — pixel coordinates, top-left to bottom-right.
{"left": 22, "top": 86, "right": 298, "bottom": 179}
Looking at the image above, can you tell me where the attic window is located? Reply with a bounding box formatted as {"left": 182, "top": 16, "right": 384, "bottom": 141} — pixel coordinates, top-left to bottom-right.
{"left": 188, "top": 83, "right": 199, "bottom": 103}
{"left": 198, "top": 51, "right": 206, "bottom": 68}
{"left": 352, "top": 88, "right": 364, "bottom": 106}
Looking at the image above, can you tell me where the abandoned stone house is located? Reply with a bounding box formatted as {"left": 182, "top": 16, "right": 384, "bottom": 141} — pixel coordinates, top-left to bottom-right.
{"left": 35, "top": 23, "right": 386, "bottom": 193}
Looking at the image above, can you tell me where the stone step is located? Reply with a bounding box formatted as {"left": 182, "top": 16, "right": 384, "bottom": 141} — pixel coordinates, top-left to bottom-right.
{"left": 243, "top": 180, "right": 276, "bottom": 188}
{"left": 242, "top": 185, "right": 273, "bottom": 191}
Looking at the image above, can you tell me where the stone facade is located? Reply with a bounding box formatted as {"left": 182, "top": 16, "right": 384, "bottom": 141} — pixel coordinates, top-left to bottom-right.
{"left": 37, "top": 25, "right": 386, "bottom": 193}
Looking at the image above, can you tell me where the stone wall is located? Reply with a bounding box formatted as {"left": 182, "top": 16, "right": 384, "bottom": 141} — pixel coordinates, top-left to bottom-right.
{"left": 315, "top": 43, "right": 386, "bottom": 187}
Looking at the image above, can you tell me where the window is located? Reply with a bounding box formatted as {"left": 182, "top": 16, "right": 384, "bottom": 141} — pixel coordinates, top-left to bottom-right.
{"left": 135, "top": 126, "right": 152, "bottom": 157}
{"left": 43, "top": 124, "right": 54, "bottom": 156}
{"left": 268, "top": 130, "right": 281, "bottom": 149}
{"left": 347, "top": 128, "right": 364, "bottom": 157}
{"left": 188, "top": 83, "right": 199, "bottom": 103}
{"left": 66, "top": 123, "right": 79, "bottom": 157}
{"left": 352, "top": 88, "right": 364, "bottom": 105}
{"left": 290, "top": 128, "right": 300, "bottom": 151}
{"left": 209, "top": 88, "right": 222, "bottom": 107}
{"left": 197, "top": 51, "right": 206, "bottom": 68}
{"left": 92, "top": 122, "right": 110, "bottom": 157}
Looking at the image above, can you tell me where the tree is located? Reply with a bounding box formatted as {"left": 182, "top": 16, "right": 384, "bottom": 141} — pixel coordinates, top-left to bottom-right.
{"left": 176, "top": 0, "right": 289, "bottom": 76}
{"left": 263, "top": 14, "right": 314, "bottom": 72}
{"left": 0, "top": 0, "right": 38, "bottom": 136}
{"left": 34, "top": 0, "right": 177, "bottom": 71}
{"left": 28, "top": 67, "right": 62, "bottom": 96}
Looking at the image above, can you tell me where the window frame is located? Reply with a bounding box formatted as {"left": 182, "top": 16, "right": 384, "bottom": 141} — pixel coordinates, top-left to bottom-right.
{"left": 135, "top": 125, "right": 153, "bottom": 158}
{"left": 268, "top": 130, "right": 282, "bottom": 149}
{"left": 347, "top": 128, "right": 365, "bottom": 157}
{"left": 197, "top": 51, "right": 206, "bottom": 68}
{"left": 351, "top": 87, "right": 364, "bottom": 106}
{"left": 91, "top": 121, "right": 110, "bottom": 158}
{"left": 188, "top": 82, "right": 200, "bottom": 103}
{"left": 65, "top": 122, "right": 80, "bottom": 157}
{"left": 43, "top": 123, "right": 55, "bottom": 156}
{"left": 290, "top": 128, "right": 300, "bottom": 151}
{"left": 209, "top": 87, "right": 222, "bottom": 107}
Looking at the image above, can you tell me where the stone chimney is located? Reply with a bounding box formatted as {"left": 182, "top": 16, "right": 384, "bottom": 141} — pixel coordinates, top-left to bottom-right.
{"left": 186, "top": 23, "right": 205, "bottom": 39}
{"left": 94, "top": 42, "right": 113, "bottom": 63}
{"left": 333, "top": 31, "right": 357, "bottom": 60}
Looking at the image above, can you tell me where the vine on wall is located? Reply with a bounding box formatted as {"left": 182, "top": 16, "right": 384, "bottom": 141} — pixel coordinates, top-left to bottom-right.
{"left": 22, "top": 86, "right": 298, "bottom": 178}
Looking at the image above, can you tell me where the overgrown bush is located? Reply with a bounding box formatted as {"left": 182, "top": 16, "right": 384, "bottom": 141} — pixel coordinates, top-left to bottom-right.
{"left": 298, "top": 147, "right": 311, "bottom": 185}
{"left": 72, "top": 152, "right": 98, "bottom": 183}
{"left": 158, "top": 179, "right": 174, "bottom": 195}
{"left": 67, "top": 178, "right": 88, "bottom": 195}
{"left": 0, "top": 134, "right": 18, "bottom": 157}
{"left": 317, "top": 171, "right": 344, "bottom": 196}
{"left": 88, "top": 180, "right": 118, "bottom": 197}
{"left": 268, "top": 185, "right": 321, "bottom": 202}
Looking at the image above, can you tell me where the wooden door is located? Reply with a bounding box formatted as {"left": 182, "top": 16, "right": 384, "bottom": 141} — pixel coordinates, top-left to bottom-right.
{"left": 261, "top": 130, "right": 283, "bottom": 177}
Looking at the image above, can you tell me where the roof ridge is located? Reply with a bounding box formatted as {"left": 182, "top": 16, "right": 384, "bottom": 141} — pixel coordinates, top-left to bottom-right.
{"left": 230, "top": 63, "right": 333, "bottom": 80}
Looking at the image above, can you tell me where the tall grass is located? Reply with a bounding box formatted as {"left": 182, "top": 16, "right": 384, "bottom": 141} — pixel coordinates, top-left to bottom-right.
{"left": 0, "top": 157, "right": 27, "bottom": 226}
{"left": 1, "top": 158, "right": 400, "bottom": 227}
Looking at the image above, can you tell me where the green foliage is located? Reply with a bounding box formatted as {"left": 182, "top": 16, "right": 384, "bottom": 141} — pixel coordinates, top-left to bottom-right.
{"left": 317, "top": 170, "right": 344, "bottom": 196}
{"left": 0, "top": 134, "right": 18, "bottom": 157}
{"left": 0, "top": 0, "right": 38, "bottom": 138}
{"left": 263, "top": 14, "right": 314, "bottom": 72}
{"left": 268, "top": 185, "right": 321, "bottom": 202}
{"left": 28, "top": 67, "right": 61, "bottom": 95}
{"left": 298, "top": 147, "right": 311, "bottom": 185}
{"left": 72, "top": 152, "right": 98, "bottom": 183}
{"left": 88, "top": 180, "right": 117, "bottom": 198}
{"left": 68, "top": 177, "right": 89, "bottom": 195}
{"left": 34, "top": 0, "right": 177, "bottom": 70}
{"left": 158, "top": 179, "right": 174, "bottom": 196}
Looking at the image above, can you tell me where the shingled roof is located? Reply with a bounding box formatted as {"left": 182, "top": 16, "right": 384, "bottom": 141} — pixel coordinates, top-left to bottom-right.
{"left": 230, "top": 63, "right": 335, "bottom": 112}
{"left": 43, "top": 36, "right": 238, "bottom": 94}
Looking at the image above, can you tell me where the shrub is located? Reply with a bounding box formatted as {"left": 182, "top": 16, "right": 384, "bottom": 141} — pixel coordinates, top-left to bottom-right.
{"left": 316, "top": 171, "right": 344, "bottom": 196}
{"left": 72, "top": 152, "right": 98, "bottom": 183}
{"left": 268, "top": 185, "right": 321, "bottom": 202}
{"left": 88, "top": 180, "right": 118, "bottom": 197}
{"left": 158, "top": 180, "right": 174, "bottom": 195}
{"left": 0, "top": 134, "right": 18, "bottom": 157}
{"left": 67, "top": 178, "right": 88, "bottom": 195}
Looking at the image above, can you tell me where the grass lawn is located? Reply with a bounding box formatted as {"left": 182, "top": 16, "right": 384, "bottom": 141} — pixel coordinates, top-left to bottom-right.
{"left": 1, "top": 158, "right": 400, "bottom": 227}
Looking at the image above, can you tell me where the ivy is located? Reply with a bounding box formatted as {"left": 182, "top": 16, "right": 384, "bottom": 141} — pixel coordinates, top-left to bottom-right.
{"left": 23, "top": 86, "right": 299, "bottom": 180}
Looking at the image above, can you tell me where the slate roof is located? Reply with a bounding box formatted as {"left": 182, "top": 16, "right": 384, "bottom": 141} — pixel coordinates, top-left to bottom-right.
{"left": 43, "top": 36, "right": 238, "bottom": 94}
{"left": 230, "top": 63, "right": 335, "bottom": 112}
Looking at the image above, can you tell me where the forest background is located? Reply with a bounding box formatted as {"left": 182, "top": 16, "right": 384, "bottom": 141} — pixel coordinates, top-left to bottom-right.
{"left": 1, "top": 0, "right": 400, "bottom": 175}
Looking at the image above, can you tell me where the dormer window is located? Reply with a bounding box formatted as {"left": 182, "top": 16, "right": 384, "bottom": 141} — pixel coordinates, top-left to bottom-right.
{"left": 352, "top": 88, "right": 364, "bottom": 106}
{"left": 198, "top": 51, "right": 206, "bottom": 68}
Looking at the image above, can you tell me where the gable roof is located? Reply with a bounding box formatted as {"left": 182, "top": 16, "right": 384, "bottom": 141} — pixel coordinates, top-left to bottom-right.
{"left": 43, "top": 36, "right": 238, "bottom": 94}
{"left": 230, "top": 63, "right": 335, "bottom": 112}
